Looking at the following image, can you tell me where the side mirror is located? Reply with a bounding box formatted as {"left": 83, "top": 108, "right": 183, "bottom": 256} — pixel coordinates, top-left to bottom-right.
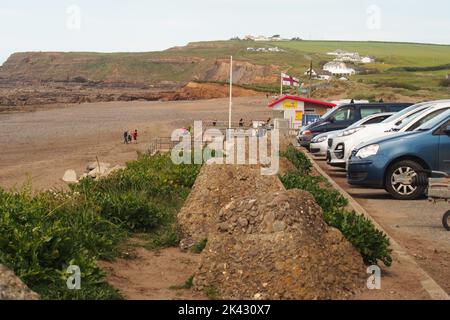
{"left": 329, "top": 118, "right": 335, "bottom": 123}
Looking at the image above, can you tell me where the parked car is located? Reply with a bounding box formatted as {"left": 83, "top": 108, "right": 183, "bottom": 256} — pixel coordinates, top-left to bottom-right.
{"left": 310, "top": 112, "right": 394, "bottom": 157}
{"left": 297, "top": 102, "right": 413, "bottom": 148}
{"left": 347, "top": 109, "right": 450, "bottom": 200}
{"left": 328, "top": 101, "right": 450, "bottom": 168}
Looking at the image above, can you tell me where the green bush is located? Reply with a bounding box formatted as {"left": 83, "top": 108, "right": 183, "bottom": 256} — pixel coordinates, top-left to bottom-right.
{"left": 0, "top": 154, "right": 200, "bottom": 299}
{"left": 0, "top": 188, "right": 124, "bottom": 299}
{"left": 388, "top": 64, "right": 450, "bottom": 72}
{"left": 281, "top": 145, "right": 312, "bottom": 174}
{"left": 280, "top": 148, "right": 392, "bottom": 267}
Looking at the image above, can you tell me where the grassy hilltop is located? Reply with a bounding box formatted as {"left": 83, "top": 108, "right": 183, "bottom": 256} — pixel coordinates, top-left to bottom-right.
{"left": 1, "top": 39, "right": 449, "bottom": 101}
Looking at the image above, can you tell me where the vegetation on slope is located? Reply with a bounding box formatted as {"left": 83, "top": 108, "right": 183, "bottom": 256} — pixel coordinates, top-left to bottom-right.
{"left": 2, "top": 40, "right": 450, "bottom": 93}
{"left": 280, "top": 146, "right": 392, "bottom": 267}
{"left": 0, "top": 154, "right": 200, "bottom": 299}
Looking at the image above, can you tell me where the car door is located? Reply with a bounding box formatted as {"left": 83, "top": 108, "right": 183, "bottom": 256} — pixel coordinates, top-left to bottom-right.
{"left": 438, "top": 119, "right": 450, "bottom": 173}
{"left": 328, "top": 106, "right": 356, "bottom": 130}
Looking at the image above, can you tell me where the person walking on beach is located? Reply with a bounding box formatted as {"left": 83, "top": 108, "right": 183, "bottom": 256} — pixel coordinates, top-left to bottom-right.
{"left": 123, "top": 131, "right": 129, "bottom": 144}
{"left": 132, "top": 129, "right": 138, "bottom": 143}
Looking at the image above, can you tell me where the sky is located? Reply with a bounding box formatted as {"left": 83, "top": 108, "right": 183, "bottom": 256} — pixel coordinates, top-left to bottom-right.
{"left": 1, "top": 0, "right": 450, "bottom": 65}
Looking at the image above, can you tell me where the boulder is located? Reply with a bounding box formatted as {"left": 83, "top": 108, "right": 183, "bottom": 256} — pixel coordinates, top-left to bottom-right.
{"left": 193, "top": 189, "right": 366, "bottom": 300}
{"left": 62, "top": 169, "right": 78, "bottom": 183}
{"left": 88, "top": 165, "right": 110, "bottom": 179}
{"left": 86, "top": 162, "right": 111, "bottom": 171}
{"left": 0, "top": 265, "right": 40, "bottom": 300}
{"left": 177, "top": 165, "right": 285, "bottom": 250}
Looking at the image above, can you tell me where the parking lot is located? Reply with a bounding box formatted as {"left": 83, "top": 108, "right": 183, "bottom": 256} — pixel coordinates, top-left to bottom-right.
{"left": 311, "top": 155, "right": 450, "bottom": 294}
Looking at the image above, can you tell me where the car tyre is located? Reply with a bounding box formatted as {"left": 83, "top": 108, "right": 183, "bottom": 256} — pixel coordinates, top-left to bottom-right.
{"left": 443, "top": 211, "right": 450, "bottom": 231}
{"left": 385, "top": 160, "right": 427, "bottom": 200}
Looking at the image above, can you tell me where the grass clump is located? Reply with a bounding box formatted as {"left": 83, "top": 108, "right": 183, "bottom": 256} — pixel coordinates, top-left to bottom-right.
{"left": 204, "top": 286, "right": 220, "bottom": 300}
{"left": 279, "top": 146, "right": 392, "bottom": 267}
{"left": 0, "top": 154, "right": 200, "bottom": 299}
{"left": 170, "top": 275, "right": 194, "bottom": 290}
{"left": 191, "top": 238, "right": 208, "bottom": 254}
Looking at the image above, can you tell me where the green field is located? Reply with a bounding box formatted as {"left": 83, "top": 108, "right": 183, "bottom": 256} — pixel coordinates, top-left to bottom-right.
{"left": 1, "top": 39, "right": 449, "bottom": 101}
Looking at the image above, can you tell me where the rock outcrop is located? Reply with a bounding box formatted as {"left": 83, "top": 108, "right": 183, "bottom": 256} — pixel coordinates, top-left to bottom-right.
{"left": 193, "top": 189, "right": 366, "bottom": 300}
{"left": 177, "top": 165, "right": 285, "bottom": 250}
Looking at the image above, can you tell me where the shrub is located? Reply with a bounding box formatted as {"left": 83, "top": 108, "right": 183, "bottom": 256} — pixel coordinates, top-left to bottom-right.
{"left": 0, "top": 188, "right": 125, "bottom": 299}
{"left": 388, "top": 64, "right": 450, "bottom": 72}
{"left": 279, "top": 148, "right": 392, "bottom": 267}
{"left": 281, "top": 145, "right": 312, "bottom": 174}
{"left": 0, "top": 154, "right": 200, "bottom": 299}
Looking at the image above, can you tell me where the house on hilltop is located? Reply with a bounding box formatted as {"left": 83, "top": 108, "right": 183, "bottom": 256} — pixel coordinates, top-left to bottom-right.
{"left": 304, "top": 69, "right": 332, "bottom": 81}
{"left": 326, "top": 49, "right": 346, "bottom": 56}
{"left": 361, "top": 56, "right": 375, "bottom": 64}
{"left": 323, "top": 62, "right": 356, "bottom": 76}
{"left": 304, "top": 69, "right": 317, "bottom": 77}
{"left": 244, "top": 35, "right": 286, "bottom": 42}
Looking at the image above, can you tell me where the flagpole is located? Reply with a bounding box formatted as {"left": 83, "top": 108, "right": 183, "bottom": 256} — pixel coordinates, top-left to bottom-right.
{"left": 280, "top": 73, "right": 283, "bottom": 96}
{"left": 309, "top": 60, "right": 313, "bottom": 98}
{"left": 229, "top": 56, "right": 233, "bottom": 129}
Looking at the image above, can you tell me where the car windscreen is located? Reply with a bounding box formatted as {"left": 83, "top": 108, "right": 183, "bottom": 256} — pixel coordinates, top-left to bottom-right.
{"left": 407, "top": 108, "right": 450, "bottom": 131}
{"left": 392, "top": 108, "right": 431, "bottom": 130}
{"left": 382, "top": 102, "right": 432, "bottom": 124}
{"left": 319, "top": 107, "right": 338, "bottom": 120}
{"left": 347, "top": 113, "right": 392, "bottom": 129}
{"left": 415, "top": 109, "right": 450, "bottom": 131}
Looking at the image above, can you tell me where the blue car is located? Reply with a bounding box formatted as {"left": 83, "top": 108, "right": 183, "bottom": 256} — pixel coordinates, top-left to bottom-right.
{"left": 347, "top": 109, "right": 450, "bottom": 200}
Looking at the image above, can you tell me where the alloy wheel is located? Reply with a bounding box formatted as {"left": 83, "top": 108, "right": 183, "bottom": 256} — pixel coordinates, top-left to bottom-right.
{"left": 391, "top": 166, "right": 418, "bottom": 196}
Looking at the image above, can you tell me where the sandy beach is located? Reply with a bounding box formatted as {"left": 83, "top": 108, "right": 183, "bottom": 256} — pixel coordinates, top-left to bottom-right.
{"left": 0, "top": 96, "right": 271, "bottom": 191}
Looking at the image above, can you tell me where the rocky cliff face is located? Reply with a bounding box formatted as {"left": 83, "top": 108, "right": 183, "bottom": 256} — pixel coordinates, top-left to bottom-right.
{"left": 0, "top": 48, "right": 277, "bottom": 107}
{"left": 0, "top": 51, "right": 277, "bottom": 86}
{"left": 203, "top": 59, "right": 278, "bottom": 84}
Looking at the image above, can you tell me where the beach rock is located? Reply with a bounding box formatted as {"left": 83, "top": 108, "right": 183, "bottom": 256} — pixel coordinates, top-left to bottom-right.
{"left": 86, "top": 162, "right": 111, "bottom": 171}
{"left": 88, "top": 165, "right": 110, "bottom": 178}
{"left": 62, "top": 169, "right": 78, "bottom": 183}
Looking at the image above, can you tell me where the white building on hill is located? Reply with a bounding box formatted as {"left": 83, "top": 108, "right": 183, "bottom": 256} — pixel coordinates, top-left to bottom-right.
{"left": 323, "top": 62, "right": 356, "bottom": 76}
{"left": 361, "top": 56, "right": 375, "bottom": 64}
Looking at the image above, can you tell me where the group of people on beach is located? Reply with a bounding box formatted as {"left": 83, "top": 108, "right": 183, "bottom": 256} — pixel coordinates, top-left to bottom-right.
{"left": 123, "top": 129, "right": 138, "bottom": 144}
{"left": 238, "top": 118, "right": 271, "bottom": 128}
{"left": 210, "top": 118, "right": 272, "bottom": 128}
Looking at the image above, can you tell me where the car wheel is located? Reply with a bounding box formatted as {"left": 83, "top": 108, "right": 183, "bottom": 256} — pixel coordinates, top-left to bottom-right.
{"left": 385, "top": 160, "right": 427, "bottom": 200}
{"left": 443, "top": 211, "right": 450, "bottom": 231}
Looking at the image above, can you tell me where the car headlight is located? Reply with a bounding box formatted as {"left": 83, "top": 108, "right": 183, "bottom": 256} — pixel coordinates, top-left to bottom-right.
{"left": 339, "top": 126, "right": 364, "bottom": 137}
{"left": 355, "top": 144, "right": 379, "bottom": 159}
{"left": 312, "top": 136, "right": 327, "bottom": 143}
